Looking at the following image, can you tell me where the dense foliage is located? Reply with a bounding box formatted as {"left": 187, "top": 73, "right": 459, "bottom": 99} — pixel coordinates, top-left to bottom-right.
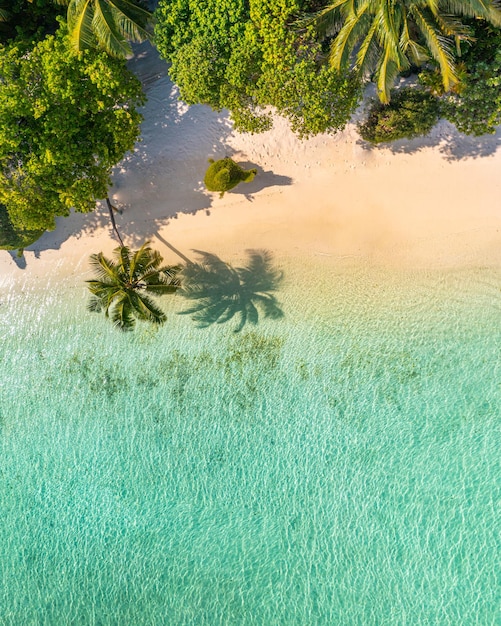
{"left": 303, "top": 0, "right": 501, "bottom": 103}
{"left": 440, "top": 23, "right": 501, "bottom": 135}
{"left": 358, "top": 88, "right": 439, "bottom": 143}
{"left": 204, "top": 158, "right": 257, "bottom": 197}
{"left": 0, "top": 29, "right": 144, "bottom": 236}
{"left": 359, "top": 21, "right": 501, "bottom": 142}
{"left": 0, "top": 0, "right": 64, "bottom": 45}
{"left": 87, "top": 242, "right": 181, "bottom": 331}
{"left": 0, "top": 204, "right": 44, "bottom": 251}
{"left": 155, "top": 0, "right": 362, "bottom": 136}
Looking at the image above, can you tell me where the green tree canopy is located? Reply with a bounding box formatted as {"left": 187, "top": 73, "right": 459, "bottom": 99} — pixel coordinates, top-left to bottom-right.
{"left": 439, "top": 22, "right": 501, "bottom": 135}
{"left": 0, "top": 204, "right": 44, "bottom": 251}
{"left": 0, "top": 27, "right": 145, "bottom": 237}
{"left": 0, "top": 0, "right": 64, "bottom": 45}
{"left": 154, "top": 0, "right": 361, "bottom": 136}
{"left": 301, "top": 0, "right": 501, "bottom": 103}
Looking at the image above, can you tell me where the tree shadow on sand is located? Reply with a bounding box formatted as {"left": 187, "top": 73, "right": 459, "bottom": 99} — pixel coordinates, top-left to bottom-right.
{"left": 6, "top": 42, "right": 236, "bottom": 258}
{"left": 179, "top": 249, "right": 284, "bottom": 332}
{"left": 221, "top": 161, "right": 293, "bottom": 200}
{"left": 355, "top": 118, "right": 501, "bottom": 161}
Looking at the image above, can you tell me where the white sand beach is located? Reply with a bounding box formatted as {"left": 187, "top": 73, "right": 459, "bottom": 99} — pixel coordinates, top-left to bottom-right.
{"left": 1, "top": 43, "right": 501, "bottom": 290}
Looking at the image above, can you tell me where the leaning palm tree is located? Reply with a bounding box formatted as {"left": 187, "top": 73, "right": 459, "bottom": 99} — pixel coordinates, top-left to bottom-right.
{"left": 301, "top": 0, "right": 501, "bottom": 102}
{"left": 55, "top": 0, "right": 153, "bottom": 57}
{"left": 179, "top": 250, "right": 284, "bottom": 332}
{"left": 87, "top": 242, "right": 181, "bottom": 331}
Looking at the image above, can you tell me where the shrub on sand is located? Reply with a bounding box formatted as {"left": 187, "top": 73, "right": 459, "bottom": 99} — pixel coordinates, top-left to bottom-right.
{"left": 204, "top": 158, "right": 257, "bottom": 197}
{"left": 358, "top": 88, "right": 439, "bottom": 144}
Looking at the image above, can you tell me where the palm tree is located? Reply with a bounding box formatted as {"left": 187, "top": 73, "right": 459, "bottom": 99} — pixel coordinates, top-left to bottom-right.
{"left": 179, "top": 250, "right": 284, "bottom": 332}
{"left": 86, "top": 242, "right": 181, "bottom": 331}
{"left": 301, "top": 0, "right": 501, "bottom": 102}
{"left": 56, "top": 0, "right": 153, "bottom": 57}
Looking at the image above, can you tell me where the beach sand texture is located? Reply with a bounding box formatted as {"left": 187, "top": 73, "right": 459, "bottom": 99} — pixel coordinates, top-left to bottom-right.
{"left": 1, "top": 43, "right": 500, "bottom": 287}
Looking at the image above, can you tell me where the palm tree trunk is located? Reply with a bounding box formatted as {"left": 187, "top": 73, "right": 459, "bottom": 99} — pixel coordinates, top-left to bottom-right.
{"left": 106, "top": 197, "right": 124, "bottom": 246}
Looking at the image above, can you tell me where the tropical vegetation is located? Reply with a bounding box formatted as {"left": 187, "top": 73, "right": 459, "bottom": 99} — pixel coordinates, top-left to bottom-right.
{"left": 154, "top": 0, "right": 362, "bottom": 136}
{"left": 55, "top": 0, "right": 153, "bottom": 57}
{"left": 359, "top": 19, "right": 501, "bottom": 142}
{"left": 302, "top": 0, "right": 501, "bottom": 104}
{"left": 359, "top": 87, "right": 439, "bottom": 143}
{"left": 0, "top": 0, "right": 64, "bottom": 45}
{"left": 86, "top": 242, "right": 181, "bottom": 331}
{"left": 204, "top": 158, "right": 257, "bottom": 197}
{"left": 439, "top": 22, "right": 501, "bottom": 135}
{"left": 0, "top": 0, "right": 501, "bottom": 258}
{"left": 0, "top": 204, "right": 44, "bottom": 252}
{"left": 0, "top": 27, "right": 144, "bottom": 247}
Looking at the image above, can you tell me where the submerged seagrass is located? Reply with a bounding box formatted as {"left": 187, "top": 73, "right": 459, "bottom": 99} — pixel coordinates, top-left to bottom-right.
{"left": 0, "top": 258, "right": 499, "bottom": 624}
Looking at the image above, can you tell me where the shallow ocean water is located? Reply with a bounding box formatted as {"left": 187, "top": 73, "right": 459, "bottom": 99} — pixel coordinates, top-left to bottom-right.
{"left": 0, "top": 257, "right": 499, "bottom": 625}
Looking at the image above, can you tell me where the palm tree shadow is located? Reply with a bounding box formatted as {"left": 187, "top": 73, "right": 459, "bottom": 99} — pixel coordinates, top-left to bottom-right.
{"left": 179, "top": 249, "right": 285, "bottom": 332}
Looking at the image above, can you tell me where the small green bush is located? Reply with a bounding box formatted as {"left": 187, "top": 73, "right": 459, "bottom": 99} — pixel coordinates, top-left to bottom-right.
{"left": 204, "top": 158, "right": 257, "bottom": 197}
{"left": 358, "top": 88, "right": 439, "bottom": 144}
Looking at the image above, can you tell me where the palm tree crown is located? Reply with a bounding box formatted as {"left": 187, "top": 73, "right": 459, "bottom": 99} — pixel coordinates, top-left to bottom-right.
{"left": 303, "top": 0, "right": 501, "bottom": 102}
{"left": 56, "top": 0, "right": 153, "bottom": 57}
{"left": 87, "top": 242, "right": 181, "bottom": 331}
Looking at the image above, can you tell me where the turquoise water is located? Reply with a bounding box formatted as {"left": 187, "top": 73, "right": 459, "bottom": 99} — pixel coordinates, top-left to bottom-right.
{"left": 0, "top": 259, "right": 499, "bottom": 625}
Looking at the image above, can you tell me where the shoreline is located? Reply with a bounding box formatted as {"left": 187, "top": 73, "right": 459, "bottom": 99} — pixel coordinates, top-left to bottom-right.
{"left": 1, "top": 45, "right": 501, "bottom": 292}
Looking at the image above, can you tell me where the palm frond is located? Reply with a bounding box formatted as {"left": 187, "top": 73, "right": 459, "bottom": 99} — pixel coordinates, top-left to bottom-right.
{"left": 129, "top": 292, "right": 167, "bottom": 324}
{"left": 329, "top": 3, "right": 371, "bottom": 70}
{"left": 93, "top": 0, "right": 132, "bottom": 58}
{"left": 111, "top": 293, "right": 136, "bottom": 331}
{"left": 426, "top": 0, "right": 440, "bottom": 16}
{"left": 377, "top": 1, "right": 408, "bottom": 70}
{"left": 434, "top": 13, "right": 472, "bottom": 39}
{"left": 140, "top": 280, "right": 180, "bottom": 295}
{"left": 444, "top": 0, "right": 501, "bottom": 26}
{"left": 129, "top": 241, "right": 160, "bottom": 278}
{"left": 88, "top": 252, "right": 120, "bottom": 283}
{"left": 375, "top": 47, "right": 400, "bottom": 103}
{"left": 116, "top": 244, "right": 131, "bottom": 277}
{"left": 87, "top": 295, "right": 103, "bottom": 312}
{"left": 400, "top": 13, "right": 430, "bottom": 64}
{"left": 68, "top": 0, "right": 96, "bottom": 53}
{"left": 108, "top": 0, "right": 153, "bottom": 41}
{"left": 296, "top": 0, "right": 348, "bottom": 38}
{"left": 412, "top": 6, "right": 458, "bottom": 91}
{"left": 356, "top": 15, "right": 380, "bottom": 71}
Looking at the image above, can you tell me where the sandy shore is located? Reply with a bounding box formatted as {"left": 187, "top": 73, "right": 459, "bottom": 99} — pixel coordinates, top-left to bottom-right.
{"left": 1, "top": 44, "right": 501, "bottom": 291}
